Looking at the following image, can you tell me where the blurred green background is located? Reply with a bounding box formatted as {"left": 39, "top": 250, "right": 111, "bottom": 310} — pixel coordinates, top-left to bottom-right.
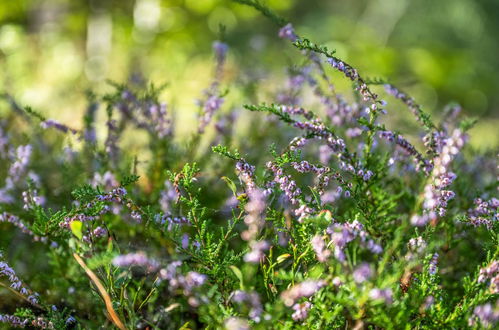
{"left": 0, "top": 0, "right": 497, "bottom": 149}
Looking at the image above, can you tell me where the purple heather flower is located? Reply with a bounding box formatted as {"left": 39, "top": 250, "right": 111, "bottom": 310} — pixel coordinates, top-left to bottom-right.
{"left": 181, "top": 234, "right": 190, "bottom": 249}
{"left": 294, "top": 204, "right": 315, "bottom": 222}
{"left": 213, "top": 40, "right": 229, "bottom": 65}
{"left": 408, "top": 236, "right": 427, "bottom": 252}
{"left": 40, "top": 119, "right": 77, "bottom": 134}
{"left": 244, "top": 240, "right": 269, "bottom": 263}
{"left": 289, "top": 136, "right": 307, "bottom": 151}
{"left": 0, "top": 253, "right": 40, "bottom": 306}
{"left": 328, "top": 220, "right": 382, "bottom": 261}
{"left": 467, "top": 197, "right": 498, "bottom": 229}
{"left": 8, "top": 144, "right": 32, "bottom": 184}
{"left": 236, "top": 160, "right": 257, "bottom": 193}
{"left": 159, "top": 261, "right": 182, "bottom": 281}
{"left": 0, "top": 314, "right": 30, "bottom": 328}
{"left": 478, "top": 260, "right": 499, "bottom": 294}
{"left": 242, "top": 188, "right": 266, "bottom": 241}
{"left": 0, "top": 212, "right": 38, "bottom": 238}
{"left": 292, "top": 301, "right": 312, "bottom": 321}
{"left": 278, "top": 23, "right": 298, "bottom": 42}
{"left": 281, "top": 279, "right": 326, "bottom": 307}
{"left": 414, "top": 129, "right": 468, "bottom": 225}
{"left": 65, "top": 316, "right": 76, "bottom": 325}
{"left": 468, "top": 301, "right": 499, "bottom": 328}
{"left": 428, "top": 253, "right": 439, "bottom": 275}
{"left": 224, "top": 317, "right": 250, "bottom": 330}
{"left": 92, "top": 226, "right": 107, "bottom": 238}
{"left": 346, "top": 127, "right": 363, "bottom": 138}
{"left": 353, "top": 263, "right": 372, "bottom": 283}
{"left": 231, "top": 290, "right": 263, "bottom": 322}
{"left": 422, "top": 296, "right": 435, "bottom": 310}
{"left": 327, "top": 58, "right": 359, "bottom": 82}
{"left": 378, "top": 131, "right": 431, "bottom": 174}
{"left": 112, "top": 252, "right": 159, "bottom": 271}
{"left": 311, "top": 235, "right": 331, "bottom": 262}
{"left": 369, "top": 288, "right": 393, "bottom": 304}
{"left": 92, "top": 171, "right": 119, "bottom": 190}
{"left": 266, "top": 161, "right": 302, "bottom": 205}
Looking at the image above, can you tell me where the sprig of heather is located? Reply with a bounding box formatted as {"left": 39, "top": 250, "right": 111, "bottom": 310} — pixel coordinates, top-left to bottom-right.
{"left": 0, "top": 212, "right": 47, "bottom": 243}
{"left": 478, "top": 260, "right": 499, "bottom": 294}
{"left": 466, "top": 197, "right": 498, "bottom": 229}
{"left": 197, "top": 41, "right": 229, "bottom": 134}
{"left": 326, "top": 220, "right": 383, "bottom": 262}
{"left": 378, "top": 130, "right": 432, "bottom": 173}
{"left": 112, "top": 252, "right": 160, "bottom": 272}
{"left": 0, "top": 253, "right": 41, "bottom": 307}
{"left": 468, "top": 301, "right": 499, "bottom": 328}
{"left": 40, "top": 119, "right": 79, "bottom": 135}
{"left": 244, "top": 103, "right": 355, "bottom": 168}
{"left": 0, "top": 314, "right": 30, "bottom": 328}
{"left": 281, "top": 279, "right": 326, "bottom": 307}
{"left": 412, "top": 129, "right": 468, "bottom": 226}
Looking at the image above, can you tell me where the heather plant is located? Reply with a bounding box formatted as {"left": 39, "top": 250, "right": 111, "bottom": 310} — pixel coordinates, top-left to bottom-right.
{"left": 0, "top": 1, "right": 497, "bottom": 329}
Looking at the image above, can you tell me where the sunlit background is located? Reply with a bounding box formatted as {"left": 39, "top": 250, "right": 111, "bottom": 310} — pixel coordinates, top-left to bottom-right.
{"left": 0, "top": 0, "right": 497, "bottom": 149}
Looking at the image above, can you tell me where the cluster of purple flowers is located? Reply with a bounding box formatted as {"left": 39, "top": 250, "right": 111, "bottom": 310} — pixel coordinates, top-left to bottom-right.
{"left": 353, "top": 263, "right": 373, "bottom": 283}
{"left": 244, "top": 240, "right": 270, "bottom": 264}
{"left": 60, "top": 213, "right": 99, "bottom": 229}
{"left": 378, "top": 130, "right": 431, "bottom": 173}
{"left": 198, "top": 96, "right": 225, "bottom": 134}
{"left": 0, "top": 144, "right": 34, "bottom": 203}
{"left": 467, "top": 197, "right": 498, "bottom": 229}
{"left": 158, "top": 261, "right": 207, "bottom": 307}
{"left": 31, "top": 317, "right": 53, "bottom": 329}
{"left": 324, "top": 94, "right": 360, "bottom": 126}
{"left": 311, "top": 235, "right": 331, "bottom": 262}
{"left": 236, "top": 160, "right": 257, "bottom": 192}
{"left": 405, "top": 236, "right": 427, "bottom": 261}
{"left": 288, "top": 136, "right": 307, "bottom": 151}
{"left": 327, "top": 58, "right": 359, "bottom": 82}
{"left": 412, "top": 129, "right": 467, "bottom": 226}
{"left": 0, "top": 314, "right": 30, "bottom": 328}
{"left": 40, "top": 119, "right": 78, "bottom": 135}
{"left": 468, "top": 301, "right": 499, "bottom": 328}
{"left": 292, "top": 301, "right": 312, "bottom": 321}
{"left": 104, "top": 118, "right": 120, "bottom": 164}
{"left": 0, "top": 253, "right": 40, "bottom": 306}
{"left": 478, "top": 260, "right": 499, "bottom": 294}
{"left": 428, "top": 253, "right": 439, "bottom": 275}
{"left": 327, "top": 220, "right": 382, "bottom": 262}
{"left": 159, "top": 180, "right": 178, "bottom": 214}
{"left": 112, "top": 252, "right": 160, "bottom": 271}
{"left": 241, "top": 188, "right": 266, "bottom": 242}
{"left": 8, "top": 145, "right": 33, "bottom": 182}
{"left": 22, "top": 189, "right": 44, "bottom": 210}
{"left": 92, "top": 171, "right": 119, "bottom": 190}
{"left": 96, "top": 187, "right": 127, "bottom": 202}
{"left": 148, "top": 103, "right": 172, "bottom": 138}
{"left": 231, "top": 290, "right": 263, "bottom": 322}
{"left": 154, "top": 213, "right": 190, "bottom": 230}
{"left": 197, "top": 41, "right": 228, "bottom": 134}
{"left": 290, "top": 160, "right": 331, "bottom": 194}
{"left": 0, "top": 212, "right": 41, "bottom": 241}
{"left": 281, "top": 279, "right": 326, "bottom": 307}
{"left": 369, "top": 288, "right": 393, "bottom": 304}
{"left": 278, "top": 23, "right": 298, "bottom": 42}
{"left": 277, "top": 67, "right": 312, "bottom": 105}
{"left": 266, "top": 161, "right": 302, "bottom": 205}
